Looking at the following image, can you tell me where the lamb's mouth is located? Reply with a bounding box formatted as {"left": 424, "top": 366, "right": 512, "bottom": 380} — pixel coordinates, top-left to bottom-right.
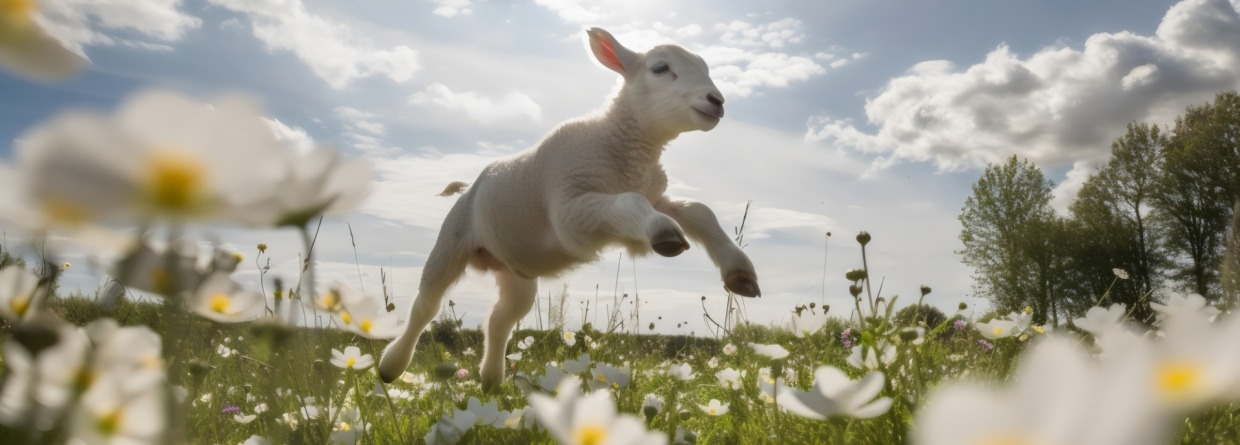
{"left": 693, "top": 107, "right": 724, "bottom": 120}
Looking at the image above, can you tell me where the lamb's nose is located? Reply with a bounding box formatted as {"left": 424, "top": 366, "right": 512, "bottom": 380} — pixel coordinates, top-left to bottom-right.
{"left": 707, "top": 92, "right": 724, "bottom": 107}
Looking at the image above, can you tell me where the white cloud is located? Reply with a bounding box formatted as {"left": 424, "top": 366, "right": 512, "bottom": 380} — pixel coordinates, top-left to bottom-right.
{"left": 806, "top": 0, "right": 1240, "bottom": 171}
{"left": 409, "top": 83, "right": 542, "bottom": 123}
{"left": 1051, "top": 161, "right": 1096, "bottom": 215}
{"left": 335, "top": 106, "right": 386, "bottom": 135}
{"left": 35, "top": 0, "right": 203, "bottom": 56}
{"left": 208, "top": 0, "right": 421, "bottom": 89}
{"left": 714, "top": 18, "right": 804, "bottom": 49}
{"left": 534, "top": 0, "right": 607, "bottom": 24}
{"left": 263, "top": 117, "right": 315, "bottom": 154}
{"left": 699, "top": 46, "right": 825, "bottom": 99}
{"left": 432, "top": 0, "right": 473, "bottom": 17}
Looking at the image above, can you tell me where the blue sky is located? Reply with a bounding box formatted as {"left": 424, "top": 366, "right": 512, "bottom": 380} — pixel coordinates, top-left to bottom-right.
{"left": 3, "top": 0, "right": 1238, "bottom": 334}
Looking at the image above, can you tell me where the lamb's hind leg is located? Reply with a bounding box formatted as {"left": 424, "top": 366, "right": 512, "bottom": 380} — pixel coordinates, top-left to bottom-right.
{"left": 377, "top": 208, "right": 471, "bottom": 383}
{"left": 481, "top": 269, "right": 537, "bottom": 393}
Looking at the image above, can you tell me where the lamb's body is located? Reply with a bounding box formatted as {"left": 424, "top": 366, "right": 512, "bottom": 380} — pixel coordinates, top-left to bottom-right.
{"left": 378, "top": 28, "right": 760, "bottom": 389}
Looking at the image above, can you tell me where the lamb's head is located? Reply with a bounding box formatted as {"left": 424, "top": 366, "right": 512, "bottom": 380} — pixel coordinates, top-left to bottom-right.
{"left": 587, "top": 28, "right": 725, "bottom": 138}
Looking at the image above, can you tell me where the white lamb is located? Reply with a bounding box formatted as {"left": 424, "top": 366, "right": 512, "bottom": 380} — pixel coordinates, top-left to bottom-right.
{"left": 377, "top": 28, "right": 761, "bottom": 389}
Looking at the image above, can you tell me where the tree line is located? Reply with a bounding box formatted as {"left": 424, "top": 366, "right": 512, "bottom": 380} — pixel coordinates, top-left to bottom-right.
{"left": 959, "top": 90, "right": 1240, "bottom": 326}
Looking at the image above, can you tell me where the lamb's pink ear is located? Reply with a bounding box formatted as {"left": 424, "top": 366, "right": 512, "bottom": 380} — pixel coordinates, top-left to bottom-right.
{"left": 586, "top": 27, "right": 637, "bottom": 76}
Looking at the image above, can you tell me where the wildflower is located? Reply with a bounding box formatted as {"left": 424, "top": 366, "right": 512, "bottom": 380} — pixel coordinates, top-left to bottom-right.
{"left": 240, "top": 436, "right": 271, "bottom": 445}
{"left": 257, "top": 243, "right": 267, "bottom": 253}
{"left": 518, "top": 336, "right": 535, "bottom": 349}
{"left": 330, "top": 346, "right": 374, "bottom": 370}
{"left": 977, "top": 339, "right": 994, "bottom": 352}
{"left": 1074, "top": 304, "right": 1128, "bottom": 338}
{"left": 192, "top": 272, "right": 266, "bottom": 323}
{"left": 425, "top": 409, "right": 476, "bottom": 445}
{"left": 722, "top": 343, "right": 737, "bottom": 356}
{"left": 667, "top": 363, "right": 696, "bottom": 381}
{"left": 222, "top": 405, "right": 241, "bottom": 414}
{"left": 537, "top": 364, "right": 570, "bottom": 392}
{"left": 563, "top": 330, "right": 577, "bottom": 346}
{"left": 563, "top": 353, "right": 592, "bottom": 374}
{"left": 69, "top": 371, "right": 167, "bottom": 445}
{"left": 642, "top": 394, "right": 664, "bottom": 421}
{"left": 589, "top": 363, "right": 630, "bottom": 390}
{"left": 952, "top": 319, "right": 967, "bottom": 330}
{"left": 847, "top": 342, "right": 895, "bottom": 371}
{"left": 975, "top": 318, "right": 1017, "bottom": 340}
{"left": 0, "top": 320, "right": 90, "bottom": 426}
{"left": 1113, "top": 268, "right": 1129, "bottom": 280}
{"left": 463, "top": 347, "right": 475, "bottom": 357}
{"left": 13, "top": 89, "right": 290, "bottom": 226}
{"left": 506, "top": 352, "right": 523, "bottom": 361}
{"left": 0, "top": 265, "right": 41, "bottom": 322}
{"left": 529, "top": 379, "right": 667, "bottom": 445}
{"left": 749, "top": 342, "right": 790, "bottom": 360}
{"left": 61, "top": 261, "right": 70, "bottom": 269}
{"left": 116, "top": 239, "right": 203, "bottom": 298}
{"left": 456, "top": 368, "right": 470, "bottom": 379}
{"left": 777, "top": 366, "right": 892, "bottom": 420}
{"left": 0, "top": 0, "right": 84, "bottom": 79}
{"left": 465, "top": 397, "right": 501, "bottom": 427}
{"left": 716, "top": 368, "right": 742, "bottom": 390}
{"left": 234, "top": 413, "right": 257, "bottom": 424}
{"left": 707, "top": 357, "right": 719, "bottom": 369}
{"left": 699, "top": 399, "right": 729, "bottom": 416}
{"left": 790, "top": 308, "right": 828, "bottom": 338}
{"left": 840, "top": 328, "right": 855, "bottom": 349}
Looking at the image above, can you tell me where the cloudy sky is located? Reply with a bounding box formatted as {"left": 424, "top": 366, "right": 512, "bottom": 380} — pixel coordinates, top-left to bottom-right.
{"left": 2, "top": 0, "right": 1238, "bottom": 334}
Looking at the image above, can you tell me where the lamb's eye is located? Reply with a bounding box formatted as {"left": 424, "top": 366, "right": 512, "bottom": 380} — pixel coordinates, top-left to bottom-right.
{"left": 651, "top": 61, "right": 669, "bottom": 75}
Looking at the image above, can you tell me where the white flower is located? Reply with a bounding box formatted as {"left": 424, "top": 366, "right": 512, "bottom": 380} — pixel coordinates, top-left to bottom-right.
{"left": 1074, "top": 304, "right": 1128, "bottom": 337}
{"left": 562, "top": 330, "right": 577, "bottom": 346}
{"left": 518, "top": 336, "right": 535, "bottom": 350}
{"left": 749, "top": 342, "right": 790, "bottom": 360}
{"left": 563, "top": 353, "right": 593, "bottom": 374}
{"left": 914, "top": 336, "right": 1170, "bottom": 445}
{"left": 642, "top": 394, "right": 664, "bottom": 417}
{"left": 0, "top": 0, "right": 84, "bottom": 79}
{"left": 722, "top": 343, "right": 737, "bottom": 355}
{"left": 1113, "top": 268, "right": 1129, "bottom": 280}
{"left": 318, "top": 284, "right": 402, "bottom": 339}
{"left": 463, "top": 347, "right": 475, "bottom": 356}
{"left": 0, "top": 265, "right": 41, "bottom": 322}
{"left": 425, "top": 409, "right": 476, "bottom": 445}
{"left": 529, "top": 379, "right": 667, "bottom": 445}
{"left": 239, "top": 435, "right": 271, "bottom": 445}
{"left": 667, "top": 363, "right": 695, "bottom": 381}
{"left": 12, "top": 89, "right": 289, "bottom": 226}
{"left": 330, "top": 346, "right": 374, "bottom": 370}
{"left": 716, "top": 368, "right": 742, "bottom": 390}
{"left": 790, "top": 309, "right": 828, "bottom": 338}
{"left": 777, "top": 366, "right": 892, "bottom": 420}
{"left": 113, "top": 239, "right": 203, "bottom": 298}
{"left": 217, "top": 344, "right": 237, "bottom": 358}
{"left": 465, "top": 397, "right": 501, "bottom": 427}
{"left": 0, "top": 321, "right": 90, "bottom": 426}
{"left": 975, "top": 318, "right": 1018, "bottom": 340}
{"left": 588, "top": 363, "right": 630, "bottom": 390}
{"left": 238, "top": 147, "right": 371, "bottom": 227}
{"left": 234, "top": 413, "right": 257, "bottom": 424}
{"left": 506, "top": 352, "right": 523, "bottom": 361}
{"left": 537, "top": 364, "right": 569, "bottom": 393}
{"left": 846, "top": 342, "right": 895, "bottom": 371}
{"left": 1151, "top": 293, "right": 1220, "bottom": 334}
{"left": 69, "top": 372, "right": 167, "bottom": 445}
{"left": 699, "top": 399, "right": 729, "bottom": 416}
{"left": 707, "top": 357, "right": 719, "bottom": 369}
{"left": 192, "top": 272, "right": 265, "bottom": 323}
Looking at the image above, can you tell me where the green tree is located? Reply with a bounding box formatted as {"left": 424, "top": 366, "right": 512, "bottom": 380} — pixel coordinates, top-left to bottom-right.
{"left": 959, "top": 155, "right": 1062, "bottom": 323}
{"left": 1154, "top": 91, "right": 1240, "bottom": 299}
{"left": 1221, "top": 201, "right": 1240, "bottom": 310}
{"left": 1063, "top": 122, "right": 1167, "bottom": 322}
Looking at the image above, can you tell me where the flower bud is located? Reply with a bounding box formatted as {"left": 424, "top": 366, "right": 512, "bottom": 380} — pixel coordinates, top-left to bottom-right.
{"left": 257, "top": 243, "right": 267, "bottom": 253}
{"left": 845, "top": 269, "right": 867, "bottom": 282}
{"left": 849, "top": 284, "right": 863, "bottom": 297}
{"left": 958, "top": 302, "right": 968, "bottom": 311}
{"left": 856, "top": 231, "right": 871, "bottom": 246}
{"left": 920, "top": 285, "right": 932, "bottom": 297}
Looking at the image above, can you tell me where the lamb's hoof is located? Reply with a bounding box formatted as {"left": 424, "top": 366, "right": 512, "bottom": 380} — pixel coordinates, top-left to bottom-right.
{"left": 724, "top": 271, "right": 760, "bottom": 297}
{"left": 652, "top": 230, "right": 689, "bottom": 257}
{"left": 481, "top": 377, "right": 502, "bottom": 394}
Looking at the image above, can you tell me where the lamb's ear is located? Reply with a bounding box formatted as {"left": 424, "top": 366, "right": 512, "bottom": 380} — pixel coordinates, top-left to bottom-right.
{"left": 586, "top": 27, "right": 638, "bottom": 76}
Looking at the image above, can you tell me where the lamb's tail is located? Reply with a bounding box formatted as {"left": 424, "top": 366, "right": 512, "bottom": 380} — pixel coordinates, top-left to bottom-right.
{"left": 437, "top": 181, "right": 469, "bottom": 197}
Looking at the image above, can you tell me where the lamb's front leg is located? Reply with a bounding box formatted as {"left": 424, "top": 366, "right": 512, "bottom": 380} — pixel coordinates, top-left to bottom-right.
{"left": 655, "top": 198, "right": 760, "bottom": 297}
{"left": 552, "top": 192, "right": 689, "bottom": 257}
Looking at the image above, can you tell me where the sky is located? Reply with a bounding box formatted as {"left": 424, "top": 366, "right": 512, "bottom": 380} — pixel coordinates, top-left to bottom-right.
{"left": 2, "top": 0, "right": 1239, "bottom": 335}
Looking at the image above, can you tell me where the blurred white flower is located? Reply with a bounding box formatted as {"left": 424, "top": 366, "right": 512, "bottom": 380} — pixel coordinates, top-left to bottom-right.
{"left": 506, "top": 352, "right": 523, "bottom": 361}
{"left": 425, "top": 409, "right": 476, "bottom": 445}
{"left": 642, "top": 394, "right": 664, "bottom": 419}
{"left": 562, "top": 330, "right": 577, "bottom": 346}
{"left": 699, "top": 399, "right": 729, "bottom": 416}
{"left": 914, "top": 336, "right": 1170, "bottom": 445}
{"left": 1113, "top": 268, "right": 1129, "bottom": 280}
{"left": 113, "top": 239, "right": 203, "bottom": 298}
{"left": 777, "top": 366, "right": 892, "bottom": 420}
{"left": 749, "top": 342, "right": 790, "bottom": 360}
{"left": 68, "top": 363, "right": 167, "bottom": 445}
{"left": 463, "top": 347, "right": 476, "bottom": 356}
{"left": 563, "top": 353, "right": 592, "bottom": 375}
{"left": 237, "top": 147, "right": 371, "bottom": 227}
{"left": 537, "top": 364, "right": 570, "bottom": 393}
{"left": 12, "top": 89, "right": 288, "bottom": 226}
{"left": 192, "top": 272, "right": 265, "bottom": 323}
{"left": 722, "top": 343, "right": 737, "bottom": 355}
{"left": 707, "top": 357, "right": 719, "bottom": 369}
{"left": 667, "top": 363, "right": 696, "bottom": 381}
{"left": 716, "top": 368, "right": 742, "bottom": 390}
{"left": 465, "top": 397, "right": 501, "bottom": 427}
{"left": 330, "top": 346, "right": 374, "bottom": 370}
{"left": 588, "top": 363, "right": 630, "bottom": 391}
{"left": 0, "top": 0, "right": 84, "bottom": 79}
{"left": 239, "top": 435, "right": 270, "bottom": 445}
{"left": 518, "top": 336, "right": 535, "bottom": 350}
{"left": 1074, "top": 304, "right": 1128, "bottom": 337}
{"left": 0, "top": 264, "right": 42, "bottom": 322}
{"left": 0, "top": 321, "right": 90, "bottom": 426}
{"left": 529, "top": 379, "right": 667, "bottom": 445}
{"left": 234, "top": 413, "right": 257, "bottom": 424}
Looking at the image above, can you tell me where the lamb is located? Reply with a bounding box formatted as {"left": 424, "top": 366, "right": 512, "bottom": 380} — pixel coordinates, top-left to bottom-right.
{"left": 377, "top": 27, "right": 760, "bottom": 390}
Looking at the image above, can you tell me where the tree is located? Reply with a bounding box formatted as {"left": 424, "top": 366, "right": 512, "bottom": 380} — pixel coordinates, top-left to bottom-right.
{"left": 1063, "top": 122, "right": 1167, "bottom": 323}
{"left": 1154, "top": 91, "right": 1240, "bottom": 299}
{"left": 1222, "top": 201, "right": 1240, "bottom": 310}
{"left": 959, "top": 156, "right": 1062, "bottom": 323}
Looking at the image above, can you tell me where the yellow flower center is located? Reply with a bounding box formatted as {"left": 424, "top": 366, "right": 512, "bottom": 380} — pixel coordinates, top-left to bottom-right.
{"left": 596, "top": 373, "right": 607, "bottom": 383}
{"left": 338, "top": 421, "right": 351, "bottom": 432}
{"left": 709, "top": 407, "right": 718, "bottom": 415}
{"left": 142, "top": 355, "right": 164, "bottom": 370}
{"left": 345, "top": 357, "right": 356, "bottom": 368}
{"left": 358, "top": 319, "right": 373, "bottom": 333}
{"left": 144, "top": 151, "right": 205, "bottom": 215}
{"left": 40, "top": 197, "right": 91, "bottom": 225}
{"left": 231, "top": 252, "right": 244, "bottom": 263}
{"left": 320, "top": 291, "right": 339, "bottom": 310}
{"left": 993, "top": 327, "right": 1004, "bottom": 336}
{"left": 340, "top": 311, "right": 353, "bottom": 325}
{"left": 573, "top": 424, "right": 606, "bottom": 445}
{"left": 1, "top": 0, "right": 35, "bottom": 20}
{"left": 10, "top": 294, "right": 31, "bottom": 316}
{"left": 505, "top": 417, "right": 519, "bottom": 427}
{"left": 1157, "top": 360, "right": 1203, "bottom": 401}
{"left": 1032, "top": 326, "right": 1045, "bottom": 334}
{"left": 97, "top": 409, "right": 122, "bottom": 436}
{"left": 210, "top": 294, "right": 231, "bottom": 314}
{"left": 150, "top": 267, "right": 171, "bottom": 295}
